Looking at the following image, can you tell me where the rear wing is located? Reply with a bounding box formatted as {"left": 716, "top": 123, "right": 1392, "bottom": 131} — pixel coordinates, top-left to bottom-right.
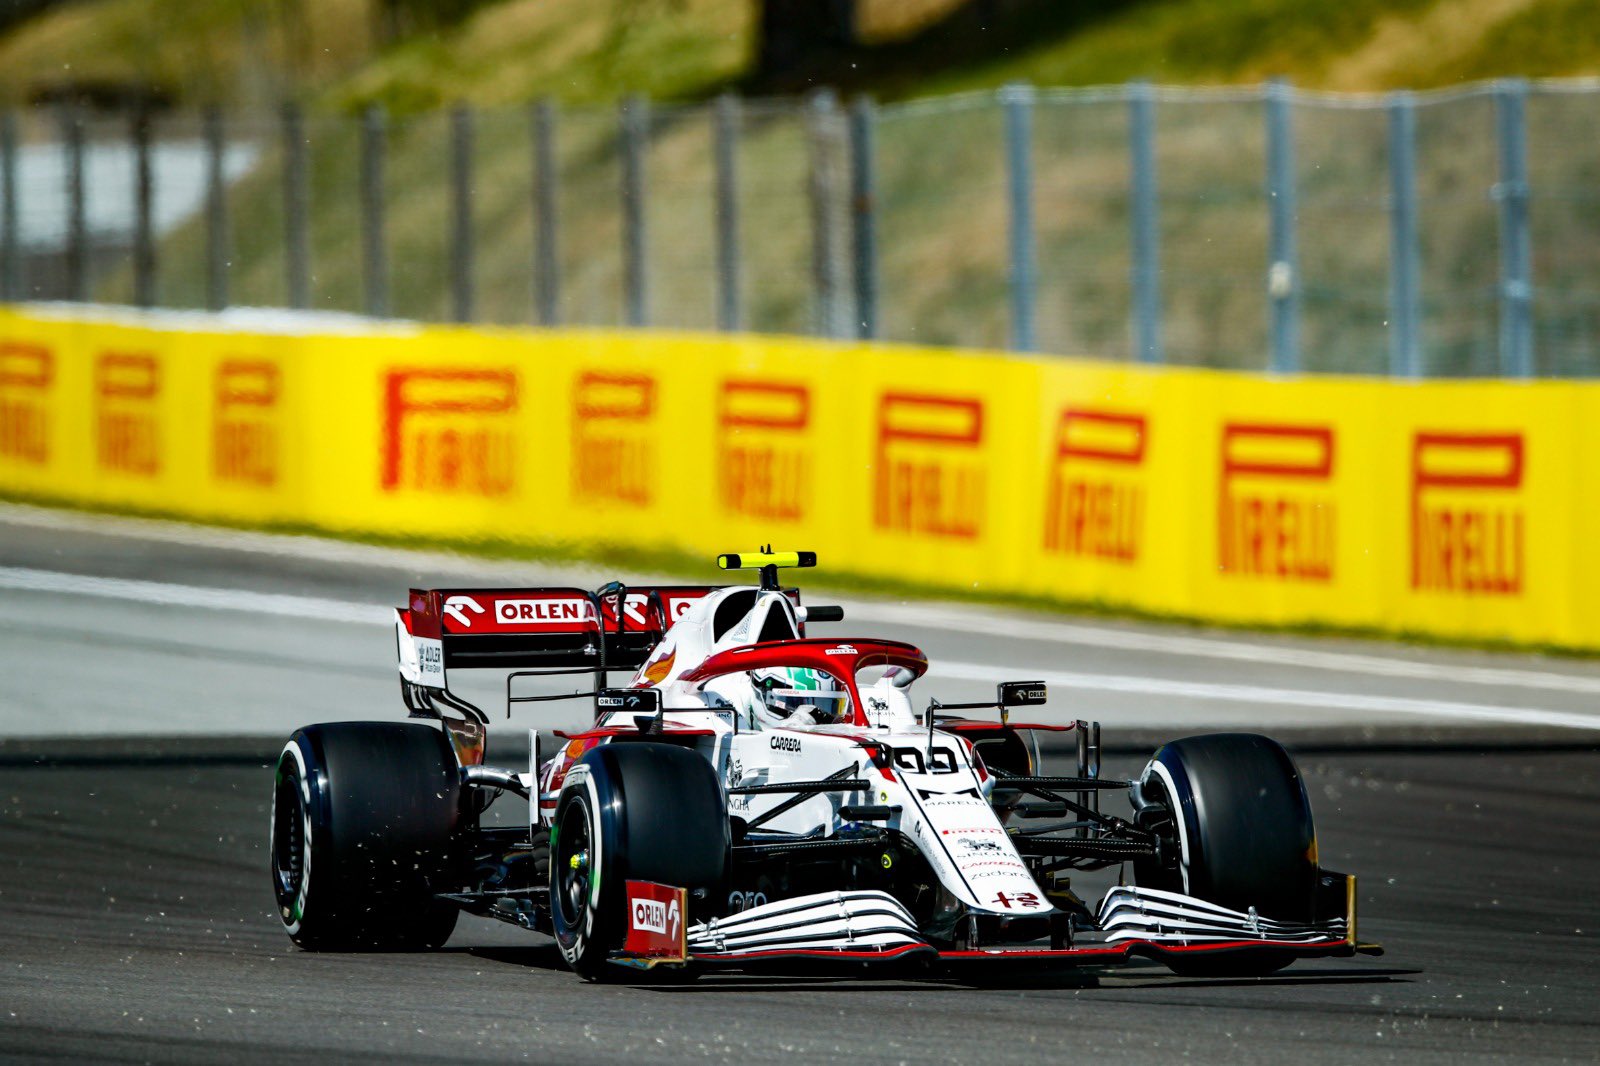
{"left": 397, "top": 584, "right": 725, "bottom": 687}
{"left": 396, "top": 580, "right": 809, "bottom": 681}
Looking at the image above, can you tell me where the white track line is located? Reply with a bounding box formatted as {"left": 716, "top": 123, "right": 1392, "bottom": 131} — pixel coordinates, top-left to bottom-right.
{"left": 6, "top": 499, "right": 1593, "bottom": 697}
{"left": 849, "top": 602, "right": 1600, "bottom": 696}
{"left": 933, "top": 660, "right": 1600, "bottom": 732}
{"left": 0, "top": 566, "right": 388, "bottom": 626}
{"left": 3, "top": 565, "right": 1596, "bottom": 732}
{"left": 6, "top": 500, "right": 1597, "bottom": 696}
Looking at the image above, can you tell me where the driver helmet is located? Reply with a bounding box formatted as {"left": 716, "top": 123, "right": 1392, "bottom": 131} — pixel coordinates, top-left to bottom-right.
{"left": 749, "top": 666, "right": 848, "bottom": 727}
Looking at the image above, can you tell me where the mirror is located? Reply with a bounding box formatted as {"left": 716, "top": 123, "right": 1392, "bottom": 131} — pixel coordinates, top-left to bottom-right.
{"left": 997, "top": 680, "right": 1047, "bottom": 707}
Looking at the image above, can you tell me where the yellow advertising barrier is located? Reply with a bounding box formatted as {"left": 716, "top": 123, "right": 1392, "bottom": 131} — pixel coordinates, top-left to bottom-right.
{"left": 0, "top": 304, "right": 1590, "bottom": 649}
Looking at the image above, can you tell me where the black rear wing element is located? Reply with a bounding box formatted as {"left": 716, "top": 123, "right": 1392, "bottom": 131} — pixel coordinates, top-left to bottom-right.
{"left": 399, "top": 583, "right": 721, "bottom": 676}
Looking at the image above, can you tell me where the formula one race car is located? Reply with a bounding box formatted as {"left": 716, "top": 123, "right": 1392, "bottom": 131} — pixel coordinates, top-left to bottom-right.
{"left": 269, "top": 551, "right": 1380, "bottom": 979}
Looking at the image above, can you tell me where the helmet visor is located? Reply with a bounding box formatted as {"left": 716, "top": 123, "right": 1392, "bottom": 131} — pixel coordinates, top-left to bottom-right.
{"left": 764, "top": 689, "right": 849, "bottom": 724}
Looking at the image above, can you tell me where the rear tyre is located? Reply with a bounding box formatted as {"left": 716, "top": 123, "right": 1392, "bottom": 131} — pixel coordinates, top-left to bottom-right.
{"left": 549, "top": 743, "right": 728, "bottom": 981}
{"left": 1134, "top": 733, "right": 1318, "bottom": 976}
{"left": 271, "top": 722, "right": 461, "bottom": 951}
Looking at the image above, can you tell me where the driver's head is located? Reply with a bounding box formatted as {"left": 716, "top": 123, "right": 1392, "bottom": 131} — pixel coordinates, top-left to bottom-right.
{"left": 749, "top": 666, "right": 847, "bottom": 727}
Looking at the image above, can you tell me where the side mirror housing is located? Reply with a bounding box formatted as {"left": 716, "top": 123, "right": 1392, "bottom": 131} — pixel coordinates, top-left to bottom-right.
{"left": 997, "top": 680, "right": 1047, "bottom": 707}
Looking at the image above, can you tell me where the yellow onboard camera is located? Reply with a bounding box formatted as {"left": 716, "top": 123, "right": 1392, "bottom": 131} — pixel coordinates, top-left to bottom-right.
{"left": 717, "top": 550, "right": 817, "bottom": 571}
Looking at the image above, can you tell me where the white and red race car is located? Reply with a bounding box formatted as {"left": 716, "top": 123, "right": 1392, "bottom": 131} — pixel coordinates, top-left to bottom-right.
{"left": 270, "top": 551, "right": 1380, "bottom": 979}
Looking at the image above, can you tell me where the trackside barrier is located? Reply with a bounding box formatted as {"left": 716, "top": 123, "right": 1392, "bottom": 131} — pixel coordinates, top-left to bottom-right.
{"left": 1, "top": 305, "right": 1593, "bottom": 649}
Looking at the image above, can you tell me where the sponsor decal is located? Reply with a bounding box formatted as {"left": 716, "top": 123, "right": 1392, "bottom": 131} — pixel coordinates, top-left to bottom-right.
{"left": 962, "top": 860, "right": 1029, "bottom": 871}
{"left": 955, "top": 838, "right": 1004, "bottom": 854}
{"left": 940, "top": 826, "right": 1005, "bottom": 835}
{"left": 622, "top": 880, "right": 687, "bottom": 961}
{"left": 1411, "top": 433, "right": 1524, "bottom": 596}
{"left": 381, "top": 367, "right": 516, "bottom": 496}
{"left": 874, "top": 392, "right": 985, "bottom": 539}
{"left": 769, "top": 735, "right": 802, "bottom": 753}
{"left": 718, "top": 380, "right": 811, "bottom": 521}
{"left": 95, "top": 352, "right": 161, "bottom": 477}
{"left": 573, "top": 371, "right": 656, "bottom": 506}
{"left": 442, "top": 594, "right": 485, "bottom": 629}
{"left": 639, "top": 645, "right": 678, "bottom": 685}
{"left": 1043, "top": 409, "right": 1146, "bottom": 563}
{"left": 824, "top": 644, "right": 858, "bottom": 656}
{"left": 727, "top": 890, "right": 768, "bottom": 913}
{"left": 896, "top": 747, "right": 959, "bottom": 775}
{"left": 1218, "top": 422, "right": 1336, "bottom": 582}
{"left": 437, "top": 591, "right": 606, "bottom": 636}
{"left": 601, "top": 590, "right": 700, "bottom": 633}
{"left": 597, "top": 690, "right": 660, "bottom": 713}
{"left": 416, "top": 638, "right": 444, "bottom": 685}
{"left": 631, "top": 896, "right": 678, "bottom": 937}
{"left": 919, "top": 792, "right": 984, "bottom": 807}
{"left": 990, "top": 891, "right": 1044, "bottom": 910}
{"left": 213, "top": 359, "right": 280, "bottom": 487}
{"left": 495, "top": 597, "right": 594, "bottom": 625}
{"left": 0, "top": 342, "right": 52, "bottom": 465}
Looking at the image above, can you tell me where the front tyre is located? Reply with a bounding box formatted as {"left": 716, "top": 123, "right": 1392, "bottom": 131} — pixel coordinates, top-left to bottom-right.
{"left": 271, "top": 722, "right": 461, "bottom": 951}
{"left": 549, "top": 743, "right": 728, "bottom": 981}
{"left": 1134, "top": 732, "right": 1318, "bottom": 976}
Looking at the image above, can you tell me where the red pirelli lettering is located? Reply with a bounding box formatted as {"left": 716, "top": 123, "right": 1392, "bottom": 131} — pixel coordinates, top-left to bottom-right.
{"left": 1411, "top": 433, "right": 1524, "bottom": 596}
{"left": 573, "top": 372, "right": 656, "bottom": 506}
{"left": 874, "top": 392, "right": 985, "bottom": 539}
{"left": 719, "top": 380, "right": 810, "bottom": 521}
{"left": 1043, "top": 410, "right": 1146, "bottom": 562}
{"left": 95, "top": 352, "right": 160, "bottom": 476}
{"left": 381, "top": 367, "right": 517, "bottom": 496}
{"left": 0, "top": 342, "right": 52, "bottom": 465}
{"left": 1217, "top": 423, "right": 1335, "bottom": 582}
{"left": 214, "top": 360, "right": 282, "bottom": 487}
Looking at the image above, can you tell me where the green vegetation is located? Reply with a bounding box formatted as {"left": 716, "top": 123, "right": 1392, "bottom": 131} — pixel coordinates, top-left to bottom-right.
{"left": 12, "top": 0, "right": 1600, "bottom": 369}
{"left": 3, "top": 0, "right": 1600, "bottom": 112}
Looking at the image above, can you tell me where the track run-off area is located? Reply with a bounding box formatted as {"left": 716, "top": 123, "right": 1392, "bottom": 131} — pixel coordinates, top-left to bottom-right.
{"left": 1, "top": 503, "right": 1597, "bottom": 1063}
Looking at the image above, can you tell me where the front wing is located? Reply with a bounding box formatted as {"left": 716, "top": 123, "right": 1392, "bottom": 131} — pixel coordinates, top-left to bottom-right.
{"left": 613, "top": 876, "right": 1382, "bottom": 972}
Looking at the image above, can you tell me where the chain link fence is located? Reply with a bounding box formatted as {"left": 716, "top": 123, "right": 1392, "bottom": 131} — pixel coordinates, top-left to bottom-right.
{"left": 2, "top": 78, "right": 1596, "bottom": 377}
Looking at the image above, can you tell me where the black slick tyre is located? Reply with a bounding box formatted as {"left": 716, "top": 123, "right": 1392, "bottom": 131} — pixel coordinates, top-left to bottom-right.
{"left": 271, "top": 721, "right": 461, "bottom": 951}
{"left": 1135, "top": 732, "right": 1318, "bottom": 976}
{"left": 549, "top": 742, "right": 728, "bottom": 981}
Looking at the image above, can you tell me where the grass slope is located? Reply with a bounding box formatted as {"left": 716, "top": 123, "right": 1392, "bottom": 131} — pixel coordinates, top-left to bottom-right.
{"left": 3, "top": 0, "right": 1599, "bottom": 111}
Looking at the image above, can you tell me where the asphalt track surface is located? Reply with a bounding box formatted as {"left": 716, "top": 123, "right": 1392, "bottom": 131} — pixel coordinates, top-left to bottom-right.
{"left": 2, "top": 505, "right": 1599, "bottom": 1063}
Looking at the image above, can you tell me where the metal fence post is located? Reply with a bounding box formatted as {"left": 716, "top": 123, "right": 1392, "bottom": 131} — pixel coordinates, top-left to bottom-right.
{"left": 63, "top": 106, "right": 87, "bottom": 302}
{"left": 533, "top": 99, "right": 558, "bottom": 326}
{"left": 713, "top": 93, "right": 741, "bottom": 332}
{"left": 1002, "top": 82, "right": 1036, "bottom": 353}
{"left": 620, "top": 94, "right": 649, "bottom": 327}
{"left": 849, "top": 94, "right": 878, "bottom": 340}
{"left": 283, "top": 102, "right": 309, "bottom": 310}
{"left": 1266, "top": 79, "right": 1300, "bottom": 373}
{"left": 1387, "top": 92, "right": 1422, "bottom": 378}
{"left": 1129, "top": 81, "right": 1163, "bottom": 364}
{"left": 132, "top": 107, "right": 155, "bottom": 308}
{"left": 204, "top": 106, "right": 229, "bottom": 311}
{"left": 450, "top": 104, "right": 474, "bottom": 323}
{"left": 1, "top": 111, "right": 18, "bottom": 301}
{"left": 1495, "top": 79, "right": 1533, "bottom": 377}
{"left": 808, "top": 89, "right": 846, "bottom": 339}
{"left": 361, "top": 104, "right": 388, "bottom": 318}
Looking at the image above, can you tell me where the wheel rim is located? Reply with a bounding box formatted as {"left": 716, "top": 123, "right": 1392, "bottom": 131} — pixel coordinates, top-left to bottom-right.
{"left": 271, "top": 764, "right": 305, "bottom": 914}
{"left": 553, "top": 798, "right": 593, "bottom": 930}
